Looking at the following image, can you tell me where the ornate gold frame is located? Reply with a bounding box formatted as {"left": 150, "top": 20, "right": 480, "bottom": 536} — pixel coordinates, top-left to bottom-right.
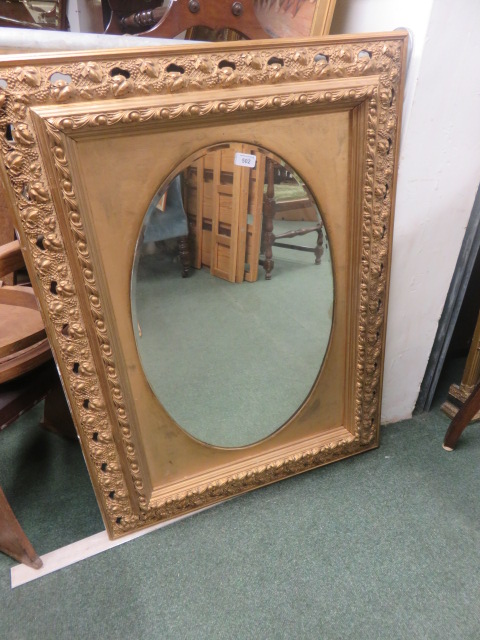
{"left": 0, "top": 33, "right": 407, "bottom": 538}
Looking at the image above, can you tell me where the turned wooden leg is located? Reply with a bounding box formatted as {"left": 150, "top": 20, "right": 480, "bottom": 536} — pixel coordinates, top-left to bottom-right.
{"left": 443, "top": 379, "right": 480, "bottom": 451}
{"left": 178, "top": 235, "right": 191, "bottom": 278}
{"left": 262, "top": 222, "right": 275, "bottom": 280}
{"left": 0, "top": 488, "right": 42, "bottom": 569}
{"left": 262, "top": 158, "right": 276, "bottom": 281}
{"left": 314, "top": 225, "right": 324, "bottom": 265}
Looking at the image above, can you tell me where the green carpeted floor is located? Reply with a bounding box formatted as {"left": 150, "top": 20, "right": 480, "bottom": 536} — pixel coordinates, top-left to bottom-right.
{"left": 1, "top": 375, "right": 480, "bottom": 639}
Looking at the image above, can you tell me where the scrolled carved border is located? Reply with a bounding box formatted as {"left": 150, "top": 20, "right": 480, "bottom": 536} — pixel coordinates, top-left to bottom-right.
{"left": 0, "top": 35, "right": 406, "bottom": 537}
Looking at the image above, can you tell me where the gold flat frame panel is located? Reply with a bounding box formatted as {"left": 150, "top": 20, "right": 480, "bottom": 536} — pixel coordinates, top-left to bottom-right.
{"left": 0, "top": 33, "right": 407, "bottom": 538}
{"left": 59, "top": 110, "right": 349, "bottom": 487}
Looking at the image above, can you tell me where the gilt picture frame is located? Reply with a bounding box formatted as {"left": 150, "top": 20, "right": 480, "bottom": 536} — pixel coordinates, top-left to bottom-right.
{"left": 0, "top": 33, "right": 407, "bottom": 538}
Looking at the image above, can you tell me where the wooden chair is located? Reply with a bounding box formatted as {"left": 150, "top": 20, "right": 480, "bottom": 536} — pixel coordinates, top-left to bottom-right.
{"left": 260, "top": 156, "right": 324, "bottom": 280}
{"left": 0, "top": 241, "right": 51, "bottom": 383}
{"left": 443, "top": 379, "right": 480, "bottom": 451}
{"left": 104, "top": 0, "right": 270, "bottom": 39}
{"left": 0, "top": 240, "right": 75, "bottom": 568}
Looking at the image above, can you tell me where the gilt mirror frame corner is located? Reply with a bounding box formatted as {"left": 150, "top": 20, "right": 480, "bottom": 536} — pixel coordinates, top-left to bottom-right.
{"left": 0, "top": 33, "right": 407, "bottom": 538}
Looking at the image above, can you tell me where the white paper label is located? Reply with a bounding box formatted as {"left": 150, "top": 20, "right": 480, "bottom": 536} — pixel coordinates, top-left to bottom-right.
{"left": 234, "top": 152, "right": 256, "bottom": 168}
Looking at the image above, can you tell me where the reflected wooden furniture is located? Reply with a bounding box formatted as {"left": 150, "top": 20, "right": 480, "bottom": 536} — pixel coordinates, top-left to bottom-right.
{"left": 185, "top": 145, "right": 323, "bottom": 282}
{"left": 143, "top": 176, "right": 191, "bottom": 278}
{"left": 0, "top": 0, "right": 67, "bottom": 30}
{"left": 185, "top": 144, "right": 265, "bottom": 283}
{"left": 442, "top": 309, "right": 480, "bottom": 422}
{"left": 261, "top": 156, "right": 323, "bottom": 280}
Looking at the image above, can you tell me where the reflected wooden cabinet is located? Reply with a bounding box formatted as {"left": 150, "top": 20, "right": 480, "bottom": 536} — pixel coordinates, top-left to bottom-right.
{"left": 184, "top": 144, "right": 265, "bottom": 282}
{"left": 183, "top": 143, "right": 324, "bottom": 283}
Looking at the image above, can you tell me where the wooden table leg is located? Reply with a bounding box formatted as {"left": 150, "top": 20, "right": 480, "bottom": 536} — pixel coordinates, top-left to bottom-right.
{"left": 0, "top": 487, "right": 42, "bottom": 569}
{"left": 261, "top": 158, "right": 275, "bottom": 280}
{"left": 315, "top": 225, "right": 324, "bottom": 264}
{"left": 178, "top": 235, "right": 191, "bottom": 278}
{"left": 443, "top": 379, "right": 480, "bottom": 451}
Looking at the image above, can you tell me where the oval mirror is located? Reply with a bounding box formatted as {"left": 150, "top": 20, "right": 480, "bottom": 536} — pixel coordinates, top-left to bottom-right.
{"left": 131, "top": 143, "right": 334, "bottom": 447}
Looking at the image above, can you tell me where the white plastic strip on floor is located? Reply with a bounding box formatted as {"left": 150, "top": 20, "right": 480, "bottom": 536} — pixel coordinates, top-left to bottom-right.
{"left": 11, "top": 505, "right": 216, "bottom": 588}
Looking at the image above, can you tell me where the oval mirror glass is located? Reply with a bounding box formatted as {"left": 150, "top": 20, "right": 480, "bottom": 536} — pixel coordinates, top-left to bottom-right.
{"left": 131, "top": 143, "right": 334, "bottom": 447}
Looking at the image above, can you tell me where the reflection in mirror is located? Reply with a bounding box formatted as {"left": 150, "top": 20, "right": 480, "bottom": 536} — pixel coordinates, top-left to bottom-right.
{"left": 0, "top": 0, "right": 65, "bottom": 30}
{"left": 132, "top": 143, "right": 334, "bottom": 448}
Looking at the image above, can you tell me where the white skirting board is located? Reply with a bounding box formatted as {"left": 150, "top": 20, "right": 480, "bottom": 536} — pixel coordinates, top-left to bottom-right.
{"left": 11, "top": 504, "right": 216, "bottom": 588}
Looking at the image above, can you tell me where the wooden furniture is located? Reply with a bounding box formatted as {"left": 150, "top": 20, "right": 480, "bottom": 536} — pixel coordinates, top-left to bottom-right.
{"left": 0, "top": 487, "right": 42, "bottom": 569}
{"left": 103, "top": 0, "right": 337, "bottom": 38}
{"left": 0, "top": 240, "right": 75, "bottom": 568}
{"left": 0, "top": 241, "right": 51, "bottom": 384}
{"left": 443, "top": 378, "right": 480, "bottom": 450}
{"left": 0, "top": 241, "right": 47, "bottom": 569}
{"left": 105, "top": 0, "right": 270, "bottom": 39}
{"left": 442, "top": 309, "right": 480, "bottom": 422}
{"left": 0, "top": 360, "right": 75, "bottom": 568}
{"left": 0, "top": 178, "right": 15, "bottom": 286}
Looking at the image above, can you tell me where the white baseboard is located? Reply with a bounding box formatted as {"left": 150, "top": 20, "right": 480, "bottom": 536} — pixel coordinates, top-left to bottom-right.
{"left": 11, "top": 504, "right": 216, "bottom": 588}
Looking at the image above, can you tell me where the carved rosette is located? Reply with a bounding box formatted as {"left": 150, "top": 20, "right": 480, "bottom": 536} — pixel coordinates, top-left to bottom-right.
{"left": 0, "top": 37, "right": 405, "bottom": 536}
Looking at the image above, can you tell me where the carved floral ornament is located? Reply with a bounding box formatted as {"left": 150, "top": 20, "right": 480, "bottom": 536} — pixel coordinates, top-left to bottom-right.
{"left": 0, "top": 34, "right": 407, "bottom": 537}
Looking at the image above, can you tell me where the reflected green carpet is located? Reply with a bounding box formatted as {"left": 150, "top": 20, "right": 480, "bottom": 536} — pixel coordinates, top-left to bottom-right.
{"left": 134, "top": 221, "right": 333, "bottom": 447}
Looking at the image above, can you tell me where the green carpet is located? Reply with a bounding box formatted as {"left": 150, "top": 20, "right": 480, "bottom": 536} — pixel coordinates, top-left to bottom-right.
{"left": 1, "top": 393, "right": 480, "bottom": 639}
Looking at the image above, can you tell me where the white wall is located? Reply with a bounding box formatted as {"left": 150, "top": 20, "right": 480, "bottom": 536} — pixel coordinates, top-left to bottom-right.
{"left": 331, "top": 0, "right": 433, "bottom": 134}
{"left": 332, "top": 0, "right": 480, "bottom": 422}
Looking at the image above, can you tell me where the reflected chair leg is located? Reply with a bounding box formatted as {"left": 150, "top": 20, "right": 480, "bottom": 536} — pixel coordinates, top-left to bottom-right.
{"left": 262, "top": 224, "right": 274, "bottom": 280}
{"left": 262, "top": 158, "right": 275, "bottom": 280}
{"left": 315, "top": 225, "right": 324, "bottom": 265}
{"left": 443, "top": 379, "right": 480, "bottom": 451}
{"left": 178, "top": 235, "right": 191, "bottom": 278}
